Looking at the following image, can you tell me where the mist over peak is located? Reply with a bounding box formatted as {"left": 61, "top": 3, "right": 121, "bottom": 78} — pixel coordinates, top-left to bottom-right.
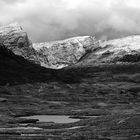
{"left": 0, "top": 0, "right": 140, "bottom": 42}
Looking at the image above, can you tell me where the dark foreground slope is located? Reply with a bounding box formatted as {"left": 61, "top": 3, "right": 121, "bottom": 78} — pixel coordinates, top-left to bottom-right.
{"left": 1, "top": 59, "right": 140, "bottom": 140}
{"left": 0, "top": 44, "right": 57, "bottom": 85}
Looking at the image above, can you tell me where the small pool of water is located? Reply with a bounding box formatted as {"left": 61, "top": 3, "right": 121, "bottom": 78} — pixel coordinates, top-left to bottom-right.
{"left": 21, "top": 115, "right": 80, "bottom": 124}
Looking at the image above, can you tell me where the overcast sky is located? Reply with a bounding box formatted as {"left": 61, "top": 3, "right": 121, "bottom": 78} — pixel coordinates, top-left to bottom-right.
{"left": 0, "top": 0, "right": 140, "bottom": 42}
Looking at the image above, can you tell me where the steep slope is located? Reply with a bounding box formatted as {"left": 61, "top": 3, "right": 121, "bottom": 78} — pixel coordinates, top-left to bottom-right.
{"left": 33, "top": 36, "right": 98, "bottom": 69}
{"left": 0, "top": 44, "right": 57, "bottom": 85}
{"left": 0, "top": 23, "right": 39, "bottom": 64}
{"left": 77, "top": 35, "right": 140, "bottom": 66}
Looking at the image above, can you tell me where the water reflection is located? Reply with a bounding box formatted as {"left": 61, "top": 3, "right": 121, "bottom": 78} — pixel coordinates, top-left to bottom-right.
{"left": 21, "top": 115, "right": 80, "bottom": 123}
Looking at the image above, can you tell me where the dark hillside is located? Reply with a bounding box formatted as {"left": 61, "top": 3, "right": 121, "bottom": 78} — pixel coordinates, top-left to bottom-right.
{"left": 0, "top": 44, "right": 57, "bottom": 85}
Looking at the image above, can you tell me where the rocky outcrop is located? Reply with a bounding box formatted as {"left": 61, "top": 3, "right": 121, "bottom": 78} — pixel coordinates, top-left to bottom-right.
{"left": 0, "top": 23, "right": 39, "bottom": 64}
{"left": 33, "top": 36, "right": 98, "bottom": 69}
{"left": 78, "top": 35, "right": 140, "bottom": 65}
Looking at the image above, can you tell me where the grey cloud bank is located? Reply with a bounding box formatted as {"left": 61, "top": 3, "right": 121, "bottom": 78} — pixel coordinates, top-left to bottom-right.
{"left": 0, "top": 0, "right": 140, "bottom": 42}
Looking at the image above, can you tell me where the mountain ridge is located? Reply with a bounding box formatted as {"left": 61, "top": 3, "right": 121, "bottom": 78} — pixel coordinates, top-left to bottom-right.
{"left": 33, "top": 36, "right": 98, "bottom": 69}
{"left": 76, "top": 35, "right": 140, "bottom": 66}
{"left": 1, "top": 23, "right": 140, "bottom": 70}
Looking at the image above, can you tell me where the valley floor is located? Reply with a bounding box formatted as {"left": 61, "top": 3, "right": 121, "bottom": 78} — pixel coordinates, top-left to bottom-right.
{"left": 1, "top": 64, "right": 140, "bottom": 140}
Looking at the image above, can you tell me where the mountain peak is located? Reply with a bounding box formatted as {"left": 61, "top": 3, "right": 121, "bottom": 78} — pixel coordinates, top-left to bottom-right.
{"left": 0, "top": 23, "right": 40, "bottom": 64}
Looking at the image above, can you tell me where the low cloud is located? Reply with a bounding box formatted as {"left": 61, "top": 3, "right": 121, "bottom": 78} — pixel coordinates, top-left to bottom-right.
{"left": 0, "top": 0, "right": 140, "bottom": 42}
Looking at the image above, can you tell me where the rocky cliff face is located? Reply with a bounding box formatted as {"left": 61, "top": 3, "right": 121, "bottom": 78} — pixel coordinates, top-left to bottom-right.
{"left": 33, "top": 36, "right": 98, "bottom": 69}
{"left": 78, "top": 35, "right": 140, "bottom": 66}
{"left": 1, "top": 23, "right": 140, "bottom": 70}
{"left": 0, "top": 23, "right": 98, "bottom": 69}
{"left": 0, "top": 23, "right": 39, "bottom": 64}
{"left": 33, "top": 35, "right": 140, "bottom": 69}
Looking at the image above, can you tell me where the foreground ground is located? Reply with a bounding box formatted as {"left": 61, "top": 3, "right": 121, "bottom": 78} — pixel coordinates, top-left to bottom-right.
{"left": 1, "top": 63, "right": 140, "bottom": 140}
